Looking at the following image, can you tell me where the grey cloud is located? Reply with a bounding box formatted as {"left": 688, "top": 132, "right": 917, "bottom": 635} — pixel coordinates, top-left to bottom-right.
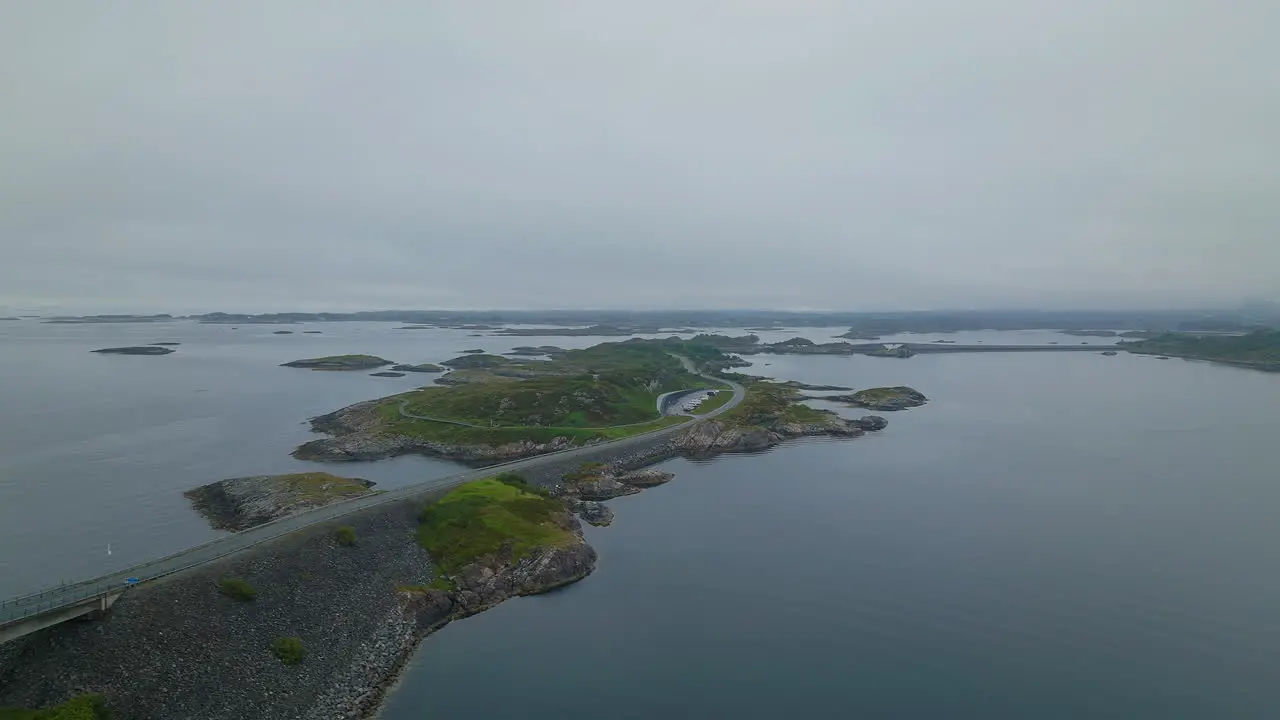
{"left": 2, "top": 1, "right": 1278, "bottom": 313}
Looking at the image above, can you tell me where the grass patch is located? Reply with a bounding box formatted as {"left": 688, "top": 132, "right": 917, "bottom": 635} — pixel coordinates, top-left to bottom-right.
{"left": 278, "top": 472, "right": 372, "bottom": 502}
{"left": 335, "top": 525, "right": 357, "bottom": 547}
{"left": 218, "top": 577, "right": 257, "bottom": 601}
{"left": 0, "top": 694, "right": 110, "bottom": 720}
{"left": 417, "top": 478, "right": 574, "bottom": 574}
{"left": 693, "top": 391, "right": 733, "bottom": 414}
{"left": 271, "top": 636, "right": 306, "bottom": 665}
{"left": 720, "top": 382, "right": 825, "bottom": 427}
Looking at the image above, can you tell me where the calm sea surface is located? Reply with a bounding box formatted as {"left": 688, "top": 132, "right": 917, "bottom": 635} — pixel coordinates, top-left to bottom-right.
{"left": 2, "top": 321, "right": 1276, "bottom": 718}
{"left": 381, "top": 342, "right": 1280, "bottom": 719}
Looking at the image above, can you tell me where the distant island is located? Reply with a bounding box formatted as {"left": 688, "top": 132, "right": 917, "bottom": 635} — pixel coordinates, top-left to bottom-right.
{"left": 281, "top": 355, "right": 391, "bottom": 370}
{"left": 91, "top": 346, "right": 175, "bottom": 356}
{"left": 46, "top": 314, "right": 174, "bottom": 324}
{"left": 390, "top": 363, "right": 445, "bottom": 373}
{"left": 1122, "top": 330, "right": 1280, "bottom": 371}
{"left": 819, "top": 387, "right": 929, "bottom": 411}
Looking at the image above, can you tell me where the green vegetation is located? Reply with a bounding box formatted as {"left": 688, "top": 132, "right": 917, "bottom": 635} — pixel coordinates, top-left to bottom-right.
{"left": 720, "top": 382, "right": 830, "bottom": 427}
{"left": 270, "top": 636, "right": 306, "bottom": 665}
{"left": 280, "top": 354, "right": 391, "bottom": 370}
{"left": 276, "top": 472, "right": 372, "bottom": 501}
{"left": 693, "top": 391, "right": 734, "bottom": 414}
{"left": 0, "top": 694, "right": 110, "bottom": 720}
{"left": 360, "top": 342, "right": 710, "bottom": 444}
{"left": 1123, "top": 330, "right": 1280, "bottom": 370}
{"left": 417, "top": 478, "right": 574, "bottom": 574}
{"left": 218, "top": 577, "right": 257, "bottom": 601}
{"left": 440, "top": 354, "right": 512, "bottom": 369}
{"left": 335, "top": 525, "right": 357, "bottom": 547}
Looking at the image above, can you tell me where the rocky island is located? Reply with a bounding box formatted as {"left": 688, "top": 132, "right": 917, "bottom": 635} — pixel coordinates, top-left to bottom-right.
{"left": 281, "top": 354, "right": 392, "bottom": 370}
{"left": 389, "top": 363, "right": 445, "bottom": 373}
{"left": 820, "top": 386, "right": 928, "bottom": 411}
{"left": 185, "top": 472, "right": 376, "bottom": 531}
{"left": 91, "top": 346, "right": 176, "bottom": 356}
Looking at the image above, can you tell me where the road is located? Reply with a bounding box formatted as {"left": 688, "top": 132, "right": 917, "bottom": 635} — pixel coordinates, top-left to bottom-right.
{"left": 0, "top": 360, "right": 744, "bottom": 627}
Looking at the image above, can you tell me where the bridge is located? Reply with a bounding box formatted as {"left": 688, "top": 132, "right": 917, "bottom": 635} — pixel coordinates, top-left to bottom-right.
{"left": 844, "top": 342, "right": 1119, "bottom": 355}
{"left": 0, "top": 367, "right": 744, "bottom": 645}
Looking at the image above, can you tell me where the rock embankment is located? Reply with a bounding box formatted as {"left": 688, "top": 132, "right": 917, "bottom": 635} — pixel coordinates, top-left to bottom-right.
{"left": 0, "top": 492, "right": 596, "bottom": 720}
{"left": 184, "top": 472, "right": 376, "bottom": 531}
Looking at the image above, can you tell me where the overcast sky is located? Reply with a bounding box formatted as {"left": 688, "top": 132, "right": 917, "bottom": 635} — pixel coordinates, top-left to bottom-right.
{"left": 3, "top": 1, "right": 1278, "bottom": 313}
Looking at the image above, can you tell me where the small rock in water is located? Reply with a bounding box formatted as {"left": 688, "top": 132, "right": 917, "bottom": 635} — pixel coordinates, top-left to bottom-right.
{"left": 370, "top": 371, "right": 407, "bottom": 377}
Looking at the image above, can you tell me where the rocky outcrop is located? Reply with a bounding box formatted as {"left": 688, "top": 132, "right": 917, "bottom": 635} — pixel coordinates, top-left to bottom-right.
{"left": 824, "top": 386, "right": 928, "bottom": 411}
{"left": 850, "top": 415, "right": 889, "bottom": 431}
{"left": 450, "top": 528, "right": 596, "bottom": 617}
{"left": 571, "top": 501, "right": 615, "bottom": 527}
{"left": 91, "top": 346, "right": 175, "bottom": 355}
{"left": 561, "top": 468, "right": 675, "bottom": 501}
{"left": 669, "top": 411, "right": 885, "bottom": 456}
{"left": 184, "top": 473, "right": 375, "bottom": 531}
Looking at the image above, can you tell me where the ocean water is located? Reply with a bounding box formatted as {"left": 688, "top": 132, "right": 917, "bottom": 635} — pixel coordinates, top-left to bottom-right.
{"left": 0, "top": 320, "right": 739, "bottom": 596}
{"left": 4, "top": 321, "right": 1277, "bottom": 718}
{"left": 380, "top": 349, "right": 1280, "bottom": 719}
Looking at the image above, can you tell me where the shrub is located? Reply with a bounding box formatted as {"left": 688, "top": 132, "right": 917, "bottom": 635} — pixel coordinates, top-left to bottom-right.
{"left": 271, "top": 636, "right": 306, "bottom": 665}
{"left": 0, "top": 693, "right": 110, "bottom": 720}
{"left": 335, "top": 525, "right": 357, "bottom": 547}
{"left": 218, "top": 578, "right": 256, "bottom": 601}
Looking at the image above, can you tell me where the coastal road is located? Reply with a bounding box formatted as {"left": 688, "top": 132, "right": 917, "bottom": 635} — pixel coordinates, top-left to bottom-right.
{"left": 0, "top": 361, "right": 744, "bottom": 628}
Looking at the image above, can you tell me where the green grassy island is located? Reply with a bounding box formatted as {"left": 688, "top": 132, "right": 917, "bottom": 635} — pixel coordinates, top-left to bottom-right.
{"left": 294, "top": 340, "right": 722, "bottom": 461}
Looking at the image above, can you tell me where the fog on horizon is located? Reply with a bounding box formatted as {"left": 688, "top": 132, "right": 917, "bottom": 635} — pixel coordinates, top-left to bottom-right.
{"left": 3, "top": 1, "right": 1278, "bottom": 314}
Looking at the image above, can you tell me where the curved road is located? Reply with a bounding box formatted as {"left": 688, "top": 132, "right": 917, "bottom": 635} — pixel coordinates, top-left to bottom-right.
{"left": 0, "top": 361, "right": 744, "bottom": 626}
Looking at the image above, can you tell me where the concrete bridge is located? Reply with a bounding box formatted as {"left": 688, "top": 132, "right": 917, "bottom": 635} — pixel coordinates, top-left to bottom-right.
{"left": 0, "top": 586, "right": 125, "bottom": 646}
{"left": 0, "top": 363, "right": 745, "bottom": 645}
